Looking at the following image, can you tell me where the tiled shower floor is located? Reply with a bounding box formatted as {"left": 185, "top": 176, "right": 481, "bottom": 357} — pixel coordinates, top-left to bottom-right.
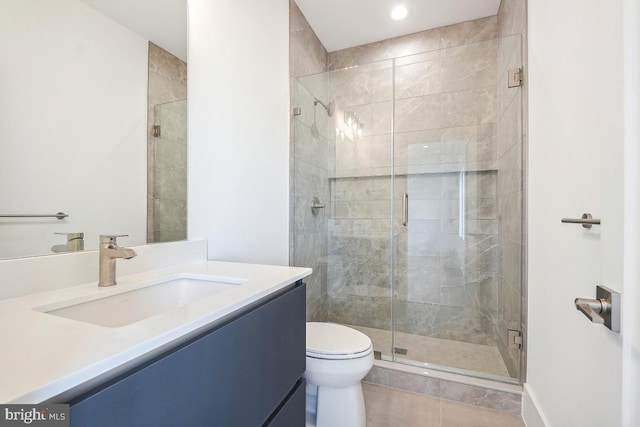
{"left": 346, "top": 324, "right": 512, "bottom": 378}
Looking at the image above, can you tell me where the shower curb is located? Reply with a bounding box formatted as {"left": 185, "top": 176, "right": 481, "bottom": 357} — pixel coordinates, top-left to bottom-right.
{"left": 363, "top": 361, "right": 522, "bottom": 414}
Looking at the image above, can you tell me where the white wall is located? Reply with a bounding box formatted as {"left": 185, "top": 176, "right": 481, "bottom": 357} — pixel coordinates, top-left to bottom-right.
{"left": 187, "top": 0, "right": 290, "bottom": 265}
{"left": 0, "top": 0, "right": 148, "bottom": 259}
{"left": 527, "top": 1, "right": 625, "bottom": 426}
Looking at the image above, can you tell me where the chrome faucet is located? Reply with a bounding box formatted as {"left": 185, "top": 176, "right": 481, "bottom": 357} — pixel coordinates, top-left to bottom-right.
{"left": 98, "top": 234, "right": 137, "bottom": 287}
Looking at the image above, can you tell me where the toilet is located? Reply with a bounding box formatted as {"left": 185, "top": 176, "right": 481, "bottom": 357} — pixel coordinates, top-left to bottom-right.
{"left": 305, "top": 322, "right": 374, "bottom": 427}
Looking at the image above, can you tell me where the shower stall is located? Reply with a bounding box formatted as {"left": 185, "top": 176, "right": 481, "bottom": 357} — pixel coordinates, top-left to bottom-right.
{"left": 292, "top": 32, "right": 524, "bottom": 383}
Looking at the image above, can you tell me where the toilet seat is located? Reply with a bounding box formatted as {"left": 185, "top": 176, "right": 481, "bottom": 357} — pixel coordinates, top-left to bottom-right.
{"left": 306, "top": 322, "right": 372, "bottom": 360}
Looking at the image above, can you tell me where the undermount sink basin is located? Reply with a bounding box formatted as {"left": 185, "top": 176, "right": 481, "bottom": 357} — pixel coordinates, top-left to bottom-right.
{"left": 36, "top": 274, "right": 245, "bottom": 328}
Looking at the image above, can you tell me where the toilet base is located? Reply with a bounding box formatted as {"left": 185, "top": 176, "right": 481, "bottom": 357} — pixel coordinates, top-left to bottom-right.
{"left": 315, "top": 382, "right": 366, "bottom": 427}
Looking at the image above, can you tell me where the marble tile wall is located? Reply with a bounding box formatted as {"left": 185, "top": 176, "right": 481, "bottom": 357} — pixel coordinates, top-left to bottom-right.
{"left": 147, "top": 43, "right": 187, "bottom": 243}
{"left": 326, "top": 16, "right": 502, "bottom": 348}
{"left": 495, "top": 0, "right": 527, "bottom": 379}
{"left": 289, "top": 1, "right": 329, "bottom": 321}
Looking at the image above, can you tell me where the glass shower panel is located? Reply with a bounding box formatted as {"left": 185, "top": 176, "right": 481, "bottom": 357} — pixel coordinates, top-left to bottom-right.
{"left": 494, "top": 33, "right": 524, "bottom": 380}
{"left": 152, "top": 100, "right": 187, "bottom": 243}
{"left": 319, "top": 61, "right": 396, "bottom": 360}
{"left": 392, "top": 34, "right": 523, "bottom": 381}
{"left": 292, "top": 72, "right": 332, "bottom": 321}
{"left": 329, "top": 60, "right": 395, "bottom": 360}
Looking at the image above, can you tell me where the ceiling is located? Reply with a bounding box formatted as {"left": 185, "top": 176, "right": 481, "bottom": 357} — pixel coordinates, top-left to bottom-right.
{"left": 78, "top": 0, "right": 500, "bottom": 62}
{"left": 294, "top": 0, "right": 501, "bottom": 52}
{"left": 80, "top": 0, "right": 187, "bottom": 62}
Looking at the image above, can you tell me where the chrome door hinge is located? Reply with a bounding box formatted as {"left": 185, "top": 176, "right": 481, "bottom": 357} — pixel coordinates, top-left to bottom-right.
{"left": 152, "top": 125, "right": 161, "bottom": 137}
{"left": 508, "top": 68, "right": 523, "bottom": 88}
{"left": 508, "top": 329, "right": 523, "bottom": 350}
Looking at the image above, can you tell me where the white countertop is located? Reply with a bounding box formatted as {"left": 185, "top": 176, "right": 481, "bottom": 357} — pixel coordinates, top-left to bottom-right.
{"left": 0, "top": 261, "right": 311, "bottom": 404}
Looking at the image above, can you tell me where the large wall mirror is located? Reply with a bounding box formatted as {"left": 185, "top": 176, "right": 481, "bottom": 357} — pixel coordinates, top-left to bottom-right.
{"left": 0, "top": 0, "right": 187, "bottom": 259}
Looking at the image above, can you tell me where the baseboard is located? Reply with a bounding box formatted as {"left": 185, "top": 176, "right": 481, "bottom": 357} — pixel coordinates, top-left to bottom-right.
{"left": 522, "top": 383, "right": 548, "bottom": 427}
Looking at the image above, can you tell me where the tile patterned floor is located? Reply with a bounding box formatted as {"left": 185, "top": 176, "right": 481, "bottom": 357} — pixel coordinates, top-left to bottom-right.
{"left": 364, "top": 383, "right": 525, "bottom": 427}
{"left": 348, "top": 324, "right": 512, "bottom": 378}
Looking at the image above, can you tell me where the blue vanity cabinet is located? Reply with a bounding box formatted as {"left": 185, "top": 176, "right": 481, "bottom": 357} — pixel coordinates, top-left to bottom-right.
{"left": 68, "top": 281, "right": 306, "bottom": 427}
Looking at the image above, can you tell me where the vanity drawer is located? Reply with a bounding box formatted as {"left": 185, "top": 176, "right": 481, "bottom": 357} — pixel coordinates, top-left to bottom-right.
{"left": 69, "top": 282, "right": 305, "bottom": 427}
{"left": 265, "top": 379, "right": 305, "bottom": 427}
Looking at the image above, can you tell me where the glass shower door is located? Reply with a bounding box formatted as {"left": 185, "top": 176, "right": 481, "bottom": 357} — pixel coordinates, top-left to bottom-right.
{"left": 152, "top": 100, "right": 188, "bottom": 243}
{"left": 391, "top": 34, "right": 523, "bottom": 381}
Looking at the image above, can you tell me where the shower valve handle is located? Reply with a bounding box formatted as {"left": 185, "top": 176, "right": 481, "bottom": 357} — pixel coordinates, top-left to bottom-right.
{"left": 311, "top": 197, "right": 325, "bottom": 216}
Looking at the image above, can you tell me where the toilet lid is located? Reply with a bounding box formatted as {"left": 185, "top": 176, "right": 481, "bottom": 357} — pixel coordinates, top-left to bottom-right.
{"left": 306, "top": 322, "right": 372, "bottom": 358}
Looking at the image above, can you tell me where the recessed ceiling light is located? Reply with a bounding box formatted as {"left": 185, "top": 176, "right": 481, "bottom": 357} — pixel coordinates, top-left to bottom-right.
{"left": 391, "top": 5, "right": 409, "bottom": 21}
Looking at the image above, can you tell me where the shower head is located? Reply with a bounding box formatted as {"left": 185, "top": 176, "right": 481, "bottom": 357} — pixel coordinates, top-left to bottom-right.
{"left": 314, "top": 98, "right": 335, "bottom": 117}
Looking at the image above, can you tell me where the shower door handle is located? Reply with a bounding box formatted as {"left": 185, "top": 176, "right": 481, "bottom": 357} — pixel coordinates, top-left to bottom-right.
{"left": 402, "top": 193, "right": 408, "bottom": 226}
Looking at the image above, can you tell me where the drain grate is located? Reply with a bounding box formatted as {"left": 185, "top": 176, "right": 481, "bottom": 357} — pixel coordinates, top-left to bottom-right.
{"left": 394, "top": 347, "right": 408, "bottom": 355}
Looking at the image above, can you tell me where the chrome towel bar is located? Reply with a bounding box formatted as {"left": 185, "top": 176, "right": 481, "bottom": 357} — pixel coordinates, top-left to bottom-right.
{"left": 561, "top": 213, "right": 600, "bottom": 229}
{"left": 0, "top": 212, "right": 68, "bottom": 220}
